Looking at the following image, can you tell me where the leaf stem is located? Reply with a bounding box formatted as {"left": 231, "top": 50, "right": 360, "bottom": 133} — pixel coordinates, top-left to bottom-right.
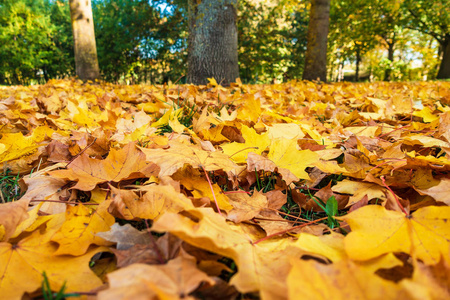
{"left": 380, "top": 176, "right": 408, "bottom": 215}
{"left": 202, "top": 167, "right": 222, "bottom": 216}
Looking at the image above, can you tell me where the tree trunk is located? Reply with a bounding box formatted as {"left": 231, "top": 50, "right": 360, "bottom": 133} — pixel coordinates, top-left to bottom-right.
{"left": 302, "top": 0, "right": 330, "bottom": 82}
{"left": 437, "top": 35, "right": 450, "bottom": 79}
{"left": 384, "top": 39, "right": 395, "bottom": 81}
{"left": 69, "top": 0, "right": 100, "bottom": 81}
{"left": 187, "top": 0, "right": 239, "bottom": 85}
{"left": 355, "top": 47, "right": 361, "bottom": 82}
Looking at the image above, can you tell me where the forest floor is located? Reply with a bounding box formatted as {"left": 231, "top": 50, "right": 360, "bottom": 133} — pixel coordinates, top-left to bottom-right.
{"left": 0, "top": 79, "right": 450, "bottom": 299}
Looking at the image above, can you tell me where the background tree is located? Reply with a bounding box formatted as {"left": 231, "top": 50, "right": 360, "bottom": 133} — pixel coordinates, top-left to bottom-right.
{"left": 187, "top": 0, "right": 239, "bottom": 85}
{"left": 0, "top": 0, "right": 73, "bottom": 85}
{"left": 69, "top": 0, "right": 100, "bottom": 81}
{"left": 303, "top": 0, "right": 331, "bottom": 82}
{"left": 403, "top": 0, "right": 450, "bottom": 79}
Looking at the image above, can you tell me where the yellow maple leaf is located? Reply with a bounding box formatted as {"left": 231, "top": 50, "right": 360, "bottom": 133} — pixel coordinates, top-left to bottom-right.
{"left": 339, "top": 205, "right": 450, "bottom": 264}
{"left": 268, "top": 138, "right": 319, "bottom": 180}
{"left": 221, "top": 125, "right": 270, "bottom": 164}
{"left": 139, "top": 140, "right": 239, "bottom": 177}
{"left": 0, "top": 231, "right": 106, "bottom": 299}
{"left": 0, "top": 126, "right": 54, "bottom": 163}
{"left": 288, "top": 259, "right": 408, "bottom": 300}
{"left": 51, "top": 201, "right": 114, "bottom": 256}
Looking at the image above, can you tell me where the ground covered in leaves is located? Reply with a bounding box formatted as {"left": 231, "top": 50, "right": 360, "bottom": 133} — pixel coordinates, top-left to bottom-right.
{"left": 1, "top": 79, "right": 450, "bottom": 299}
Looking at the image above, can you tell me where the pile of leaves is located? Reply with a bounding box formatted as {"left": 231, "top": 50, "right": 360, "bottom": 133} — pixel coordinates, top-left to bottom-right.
{"left": 1, "top": 78, "right": 450, "bottom": 299}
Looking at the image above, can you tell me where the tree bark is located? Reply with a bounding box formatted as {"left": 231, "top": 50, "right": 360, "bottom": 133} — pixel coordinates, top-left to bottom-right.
{"left": 302, "top": 0, "right": 330, "bottom": 82}
{"left": 69, "top": 0, "right": 100, "bottom": 81}
{"left": 187, "top": 0, "right": 239, "bottom": 85}
{"left": 384, "top": 40, "right": 395, "bottom": 81}
{"left": 437, "top": 35, "right": 450, "bottom": 79}
{"left": 355, "top": 46, "right": 361, "bottom": 82}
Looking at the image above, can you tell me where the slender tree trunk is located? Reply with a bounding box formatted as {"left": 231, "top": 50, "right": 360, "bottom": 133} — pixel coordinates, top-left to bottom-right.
{"left": 355, "top": 47, "right": 361, "bottom": 82}
{"left": 187, "top": 0, "right": 239, "bottom": 85}
{"left": 69, "top": 0, "right": 100, "bottom": 81}
{"left": 384, "top": 40, "right": 395, "bottom": 81}
{"left": 437, "top": 35, "right": 450, "bottom": 79}
{"left": 302, "top": 0, "right": 330, "bottom": 82}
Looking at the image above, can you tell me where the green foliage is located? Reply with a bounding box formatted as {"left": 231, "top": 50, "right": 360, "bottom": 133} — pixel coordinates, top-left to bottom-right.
{"left": 0, "top": 0, "right": 73, "bottom": 85}
{"left": 0, "top": 0, "right": 447, "bottom": 84}
{"left": 238, "top": 0, "right": 309, "bottom": 83}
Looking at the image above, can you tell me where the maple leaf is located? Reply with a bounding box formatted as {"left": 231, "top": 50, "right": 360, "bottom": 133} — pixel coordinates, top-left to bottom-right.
{"left": 0, "top": 199, "right": 30, "bottom": 242}
{"left": 268, "top": 138, "right": 319, "bottom": 181}
{"left": 226, "top": 190, "right": 268, "bottom": 223}
{"left": 0, "top": 231, "right": 107, "bottom": 299}
{"left": 221, "top": 125, "right": 270, "bottom": 164}
{"left": 0, "top": 126, "right": 54, "bottom": 164}
{"left": 139, "top": 140, "right": 239, "bottom": 177}
{"left": 331, "top": 179, "right": 387, "bottom": 207}
{"left": 50, "top": 201, "right": 115, "bottom": 256}
{"left": 339, "top": 205, "right": 450, "bottom": 264}
{"left": 174, "top": 169, "right": 233, "bottom": 211}
{"left": 50, "top": 142, "right": 159, "bottom": 191}
{"left": 108, "top": 184, "right": 194, "bottom": 220}
{"left": 415, "top": 178, "right": 450, "bottom": 206}
{"left": 288, "top": 259, "right": 409, "bottom": 300}
{"left": 98, "top": 251, "right": 214, "bottom": 300}
{"left": 152, "top": 207, "right": 320, "bottom": 299}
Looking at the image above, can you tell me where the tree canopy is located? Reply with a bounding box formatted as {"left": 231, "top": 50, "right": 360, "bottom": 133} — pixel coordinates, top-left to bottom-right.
{"left": 0, "top": 0, "right": 447, "bottom": 85}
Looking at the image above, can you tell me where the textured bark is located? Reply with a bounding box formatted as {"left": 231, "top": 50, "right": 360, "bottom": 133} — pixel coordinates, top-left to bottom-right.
{"left": 437, "top": 35, "right": 450, "bottom": 79}
{"left": 187, "top": 0, "right": 239, "bottom": 85}
{"left": 69, "top": 0, "right": 100, "bottom": 81}
{"left": 302, "top": 0, "right": 330, "bottom": 82}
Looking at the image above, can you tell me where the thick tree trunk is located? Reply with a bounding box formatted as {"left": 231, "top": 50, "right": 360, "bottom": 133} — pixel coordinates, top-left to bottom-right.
{"left": 437, "top": 35, "right": 450, "bottom": 79}
{"left": 187, "top": 0, "right": 239, "bottom": 85}
{"left": 69, "top": 0, "right": 100, "bottom": 81}
{"left": 302, "top": 0, "right": 330, "bottom": 82}
{"left": 384, "top": 40, "right": 395, "bottom": 81}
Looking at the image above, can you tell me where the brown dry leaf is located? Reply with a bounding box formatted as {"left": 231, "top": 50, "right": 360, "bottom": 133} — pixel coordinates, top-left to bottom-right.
{"left": 98, "top": 251, "right": 214, "bottom": 300}
{"left": 226, "top": 190, "right": 268, "bottom": 223}
{"left": 50, "top": 143, "right": 159, "bottom": 191}
{"left": 111, "top": 233, "right": 183, "bottom": 268}
{"left": 96, "top": 223, "right": 153, "bottom": 250}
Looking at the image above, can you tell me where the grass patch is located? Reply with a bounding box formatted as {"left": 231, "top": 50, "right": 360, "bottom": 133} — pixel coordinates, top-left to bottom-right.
{"left": 0, "top": 169, "right": 23, "bottom": 203}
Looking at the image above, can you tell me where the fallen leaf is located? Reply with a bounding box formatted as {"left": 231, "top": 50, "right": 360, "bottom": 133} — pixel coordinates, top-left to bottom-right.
{"left": 50, "top": 143, "right": 159, "bottom": 191}
{"left": 339, "top": 205, "right": 450, "bottom": 264}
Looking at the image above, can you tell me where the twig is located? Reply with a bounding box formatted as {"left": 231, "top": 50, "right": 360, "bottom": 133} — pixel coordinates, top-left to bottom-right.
{"left": 65, "top": 137, "right": 97, "bottom": 168}
{"left": 253, "top": 216, "right": 328, "bottom": 244}
{"left": 29, "top": 199, "right": 99, "bottom": 205}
